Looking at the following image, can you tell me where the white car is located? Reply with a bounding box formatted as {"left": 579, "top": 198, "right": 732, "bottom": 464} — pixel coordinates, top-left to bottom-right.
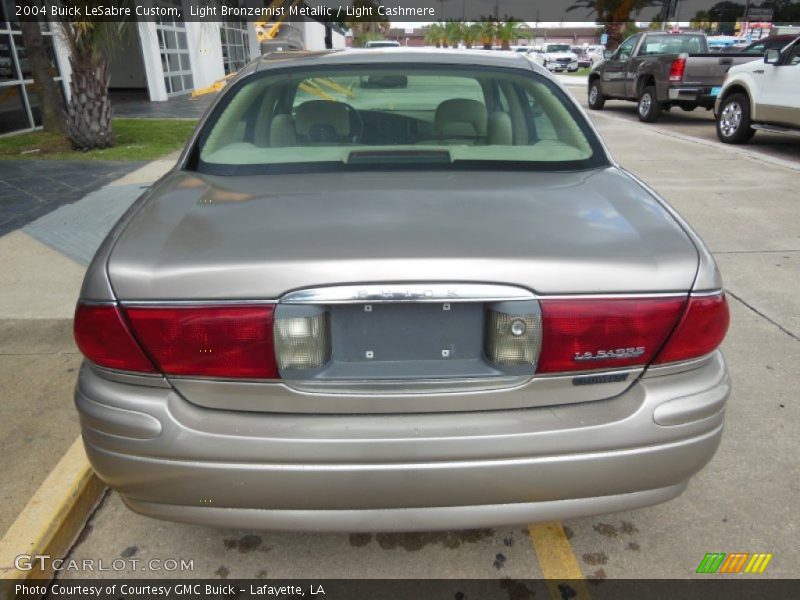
{"left": 715, "top": 35, "right": 800, "bottom": 143}
{"left": 531, "top": 43, "right": 579, "bottom": 72}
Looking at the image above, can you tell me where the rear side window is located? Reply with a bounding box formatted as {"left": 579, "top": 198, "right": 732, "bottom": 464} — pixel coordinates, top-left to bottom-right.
{"left": 196, "top": 64, "right": 607, "bottom": 175}
{"left": 640, "top": 35, "right": 706, "bottom": 55}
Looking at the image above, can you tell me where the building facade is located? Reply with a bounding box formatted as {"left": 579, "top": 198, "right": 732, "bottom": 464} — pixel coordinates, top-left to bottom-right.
{"left": 1, "top": 0, "right": 344, "bottom": 135}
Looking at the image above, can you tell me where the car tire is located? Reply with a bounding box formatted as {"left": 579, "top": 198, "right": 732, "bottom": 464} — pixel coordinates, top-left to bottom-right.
{"left": 637, "top": 86, "right": 662, "bottom": 122}
{"left": 716, "top": 93, "right": 755, "bottom": 144}
{"left": 588, "top": 80, "right": 605, "bottom": 110}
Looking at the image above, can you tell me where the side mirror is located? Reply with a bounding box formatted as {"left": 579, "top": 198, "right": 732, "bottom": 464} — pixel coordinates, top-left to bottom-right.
{"left": 764, "top": 48, "right": 780, "bottom": 64}
{"left": 603, "top": 50, "right": 614, "bottom": 59}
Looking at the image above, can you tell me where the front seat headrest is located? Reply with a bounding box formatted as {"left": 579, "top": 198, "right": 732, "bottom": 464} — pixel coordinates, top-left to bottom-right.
{"left": 434, "top": 98, "right": 488, "bottom": 139}
{"left": 295, "top": 100, "right": 350, "bottom": 139}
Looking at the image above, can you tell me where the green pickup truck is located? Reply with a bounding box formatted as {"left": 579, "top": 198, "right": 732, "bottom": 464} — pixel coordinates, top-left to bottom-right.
{"left": 588, "top": 31, "right": 760, "bottom": 122}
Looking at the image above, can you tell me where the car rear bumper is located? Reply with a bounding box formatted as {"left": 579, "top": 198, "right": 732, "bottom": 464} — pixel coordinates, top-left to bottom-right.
{"left": 668, "top": 87, "right": 719, "bottom": 106}
{"left": 76, "top": 352, "right": 730, "bottom": 531}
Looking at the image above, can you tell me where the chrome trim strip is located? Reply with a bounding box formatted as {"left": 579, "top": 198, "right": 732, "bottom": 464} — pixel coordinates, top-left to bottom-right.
{"left": 112, "top": 290, "right": 722, "bottom": 307}
{"left": 120, "top": 299, "right": 279, "bottom": 307}
{"left": 643, "top": 352, "right": 717, "bottom": 378}
{"left": 283, "top": 375, "right": 532, "bottom": 396}
{"left": 537, "top": 292, "right": 688, "bottom": 300}
{"left": 689, "top": 290, "right": 726, "bottom": 297}
{"left": 280, "top": 284, "right": 535, "bottom": 305}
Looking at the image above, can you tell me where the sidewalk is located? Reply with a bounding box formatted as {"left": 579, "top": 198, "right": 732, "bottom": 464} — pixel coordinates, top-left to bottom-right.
{"left": 0, "top": 154, "right": 176, "bottom": 534}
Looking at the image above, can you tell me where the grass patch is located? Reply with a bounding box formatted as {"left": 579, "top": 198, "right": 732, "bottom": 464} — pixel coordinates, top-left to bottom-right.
{"left": 564, "top": 67, "right": 592, "bottom": 77}
{"left": 0, "top": 118, "right": 197, "bottom": 161}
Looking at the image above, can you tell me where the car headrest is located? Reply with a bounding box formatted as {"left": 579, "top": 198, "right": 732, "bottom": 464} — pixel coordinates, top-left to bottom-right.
{"left": 295, "top": 100, "right": 350, "bottom": 137}
{"left": 434, "top": 99, "right": 488, "bottom": 138}
{"left": 488, "top": 111, "right": 513, "bottom": 145}
{"left": 269, "top": 114, "right": 296, "bottom": 147}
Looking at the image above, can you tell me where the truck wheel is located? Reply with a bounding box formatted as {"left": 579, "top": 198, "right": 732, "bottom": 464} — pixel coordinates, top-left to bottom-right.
{"left": 716, "top": 93, "right": 755, "bottom": 144}
{"left": 637, "top": 86, "right": 662, "bottom": 122}
{"left": 588, "top": 80, "right": 605, "bottom": 110}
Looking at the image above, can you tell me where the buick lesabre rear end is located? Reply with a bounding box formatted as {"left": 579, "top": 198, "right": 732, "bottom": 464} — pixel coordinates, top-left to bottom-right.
{"left": 73, "top": 49, "right": 730, "bottom": 531}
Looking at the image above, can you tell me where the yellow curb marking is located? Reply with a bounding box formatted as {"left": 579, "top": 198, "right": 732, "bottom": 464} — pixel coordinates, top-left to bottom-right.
{"left": 0, "top": 436, "right": 106, "bottom": 586}
{"left": 529, "top": 521, "right": 591, "bottom": 600}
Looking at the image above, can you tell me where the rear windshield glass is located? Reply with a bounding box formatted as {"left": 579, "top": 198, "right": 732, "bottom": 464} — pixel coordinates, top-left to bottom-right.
{"left": 195, "top": 64, "right": 607, "bottom": 175}
{"left": 640, "top": 34, "right": 706, "bottom": 55}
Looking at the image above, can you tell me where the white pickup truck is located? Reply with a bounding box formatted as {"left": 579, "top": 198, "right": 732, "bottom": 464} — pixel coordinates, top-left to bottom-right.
{"left": 715, "top": 35, "right": 800, "bottom": 143}
{"left": 530, "top": 43, "right": 579, "bottom": 73}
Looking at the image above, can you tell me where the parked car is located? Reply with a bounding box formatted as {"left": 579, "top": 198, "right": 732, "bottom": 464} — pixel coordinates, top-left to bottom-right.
{"left": 74, "top": 49, "right": 730, "bottom": 531}
{"left": 364, "top": 40, "right": 401, "bottom": 48}
{"left": 572, "top": 46, "right": 596, "bottom": 68}
{"left": 530, "top": 43, "right": 579, "bottom": 72}
{"left": 739, "top": 34, "right": 798, "bottom": 55}
{"left": 716, "top": 36, "right": 800, "bottom": 143}
{"left": 588, "top": 31, "right": 759, "bottom": 122}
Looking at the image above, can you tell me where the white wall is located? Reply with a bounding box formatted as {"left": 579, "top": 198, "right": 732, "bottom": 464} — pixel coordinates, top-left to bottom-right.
{"left": 300, "top": 20, "right": 327, "bottom": 51}
{"left": 331, "top": 30, "right": 346, "bottom": 49}
{"left": 247, "top": 22, "right": 261, "bottom": 59}
{"left": 136, "top": 21, "right": 168, "bottom": 102}
{"left": 185, "top": 21, "right": 225, "bottom": 91}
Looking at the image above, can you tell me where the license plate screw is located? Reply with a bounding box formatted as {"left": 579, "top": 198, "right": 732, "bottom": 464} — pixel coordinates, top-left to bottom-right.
{"left": 441, "top": 349, "right": 450, "bottom": 358}
{"left": 443, "top": 303, "right": 450, "bottom": 311}
{"left": 364, "top": 305, "right": 372, "bottom": 312}
{"left": 365, "top": 350, "right": 374, "bottom": 359}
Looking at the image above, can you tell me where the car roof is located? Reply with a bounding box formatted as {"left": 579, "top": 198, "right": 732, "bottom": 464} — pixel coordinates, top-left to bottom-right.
{"left": 255, "top": 48, "right": 542, "bottom": 74}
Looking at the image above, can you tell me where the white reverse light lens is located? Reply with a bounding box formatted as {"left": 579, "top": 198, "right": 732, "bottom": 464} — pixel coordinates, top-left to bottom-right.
{"left": 485, "top": 310, "right": 541, "bottom": 366}
{"left": 274, "top": 313, "right": 331, "bottom": 370}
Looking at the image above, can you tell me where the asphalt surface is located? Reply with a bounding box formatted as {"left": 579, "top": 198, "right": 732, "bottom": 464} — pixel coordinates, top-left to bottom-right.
{"left": 0, "top": 160, "right": 144, "bottom": 236}
{"left": 55, "top": 84, "right": 800, "bottom": 583}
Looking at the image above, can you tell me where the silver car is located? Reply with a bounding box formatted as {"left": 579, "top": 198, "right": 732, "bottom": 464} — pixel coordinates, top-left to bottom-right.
{"left": 74, "top": 49, "right": 730, "bottom": 532}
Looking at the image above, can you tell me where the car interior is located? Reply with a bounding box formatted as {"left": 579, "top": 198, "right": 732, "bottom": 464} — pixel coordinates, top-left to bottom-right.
{"left": 198, "top": 70, "right": 595, "bottom": 167}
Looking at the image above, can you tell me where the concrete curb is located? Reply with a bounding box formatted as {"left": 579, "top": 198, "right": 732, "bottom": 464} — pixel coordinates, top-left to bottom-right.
{"left": 0, "top": 437, "right": 105, "bottom": 587}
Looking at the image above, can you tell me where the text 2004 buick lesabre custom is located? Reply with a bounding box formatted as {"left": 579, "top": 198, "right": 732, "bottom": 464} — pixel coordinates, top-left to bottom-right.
{"left": 73, "top": 49, "right": 730, "bottom": 531}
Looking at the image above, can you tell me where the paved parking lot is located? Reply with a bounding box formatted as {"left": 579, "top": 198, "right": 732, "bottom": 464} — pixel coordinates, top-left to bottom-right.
{"left": 51, "top": 84, "right": 799, "bottom": 584}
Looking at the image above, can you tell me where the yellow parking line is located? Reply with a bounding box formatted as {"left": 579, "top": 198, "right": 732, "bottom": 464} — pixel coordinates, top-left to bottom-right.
{"left": 529, "top": 521, "right": 591, "bottom": 600}
{"left": 0, "top": 436, "right": 105, "bottom": 584}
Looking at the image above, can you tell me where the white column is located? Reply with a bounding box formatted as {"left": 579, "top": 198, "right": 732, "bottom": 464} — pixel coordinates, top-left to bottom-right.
{"left": 185, "top": 21, "right": 225, "bottom": 90}
{"left": 247, "top": 22, "right": 261, "bottom": 59}
{"left": 50, "top": 22, "right": 73, "bottom": 102}
{"left": 137, "top": 21, "right": 168, "bottom": 102}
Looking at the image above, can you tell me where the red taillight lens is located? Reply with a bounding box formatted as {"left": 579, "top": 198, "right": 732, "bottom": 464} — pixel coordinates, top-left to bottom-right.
{"left": 654, "top": 293, "right": 729, "bottom": 364}
{"left": 124, "top": 305, "right": 279, "bottom": 379}
{"left": 669, "top": 57, "right": 686, "bottom": 82}
{"left": 74, "top": 304, "right": 157, "bottom": 373}
{"left": 537, "top": 298, "right": 686, "bottom": 373}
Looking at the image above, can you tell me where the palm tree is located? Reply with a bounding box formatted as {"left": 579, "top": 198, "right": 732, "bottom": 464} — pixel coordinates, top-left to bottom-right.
{"left": 59, "top": 18, "right": 134, "bottom": 150}
{"left": 19, "top": 16, "right": 65, "bottom": 135}
{"left": 444, "top": 20, "right": 463, "bottom": 48}
{"left": 568, "top": 0, "right": 659, "bottom": 49}
{"left": 495, "top": 19, "right": 530, "bottom": 50}
{"left": 347, "top": 0, "right": 390, "bottom": 47}
{"left": 424, "top": 23, "right": 445, "bottom": 48}
{"left": 476, "top": 21, "right": 497, "bottom": 50}
{"left": 461, "top": 23, "right": 482, "bottom": 49}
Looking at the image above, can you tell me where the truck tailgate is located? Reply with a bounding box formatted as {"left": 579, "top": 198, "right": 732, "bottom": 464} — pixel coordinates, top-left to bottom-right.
{"left": 683, "top": 53, "right": 760, "bottom": 86}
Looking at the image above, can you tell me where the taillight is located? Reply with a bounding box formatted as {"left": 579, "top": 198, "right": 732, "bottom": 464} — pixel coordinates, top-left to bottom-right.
{"left": 669, "top": 57, "right": 686, "bottom": 82}
{"left": 537, "top": 297, "right": 686, "bottom": 373}
{"left": 654, "top": 293, "right": 729, "bottom": 364}
{"left": 124, "top": 305, "right": 279, "bottom": 379}
{"left": 74, "top": 304, "right": 157, "bottom": 373}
